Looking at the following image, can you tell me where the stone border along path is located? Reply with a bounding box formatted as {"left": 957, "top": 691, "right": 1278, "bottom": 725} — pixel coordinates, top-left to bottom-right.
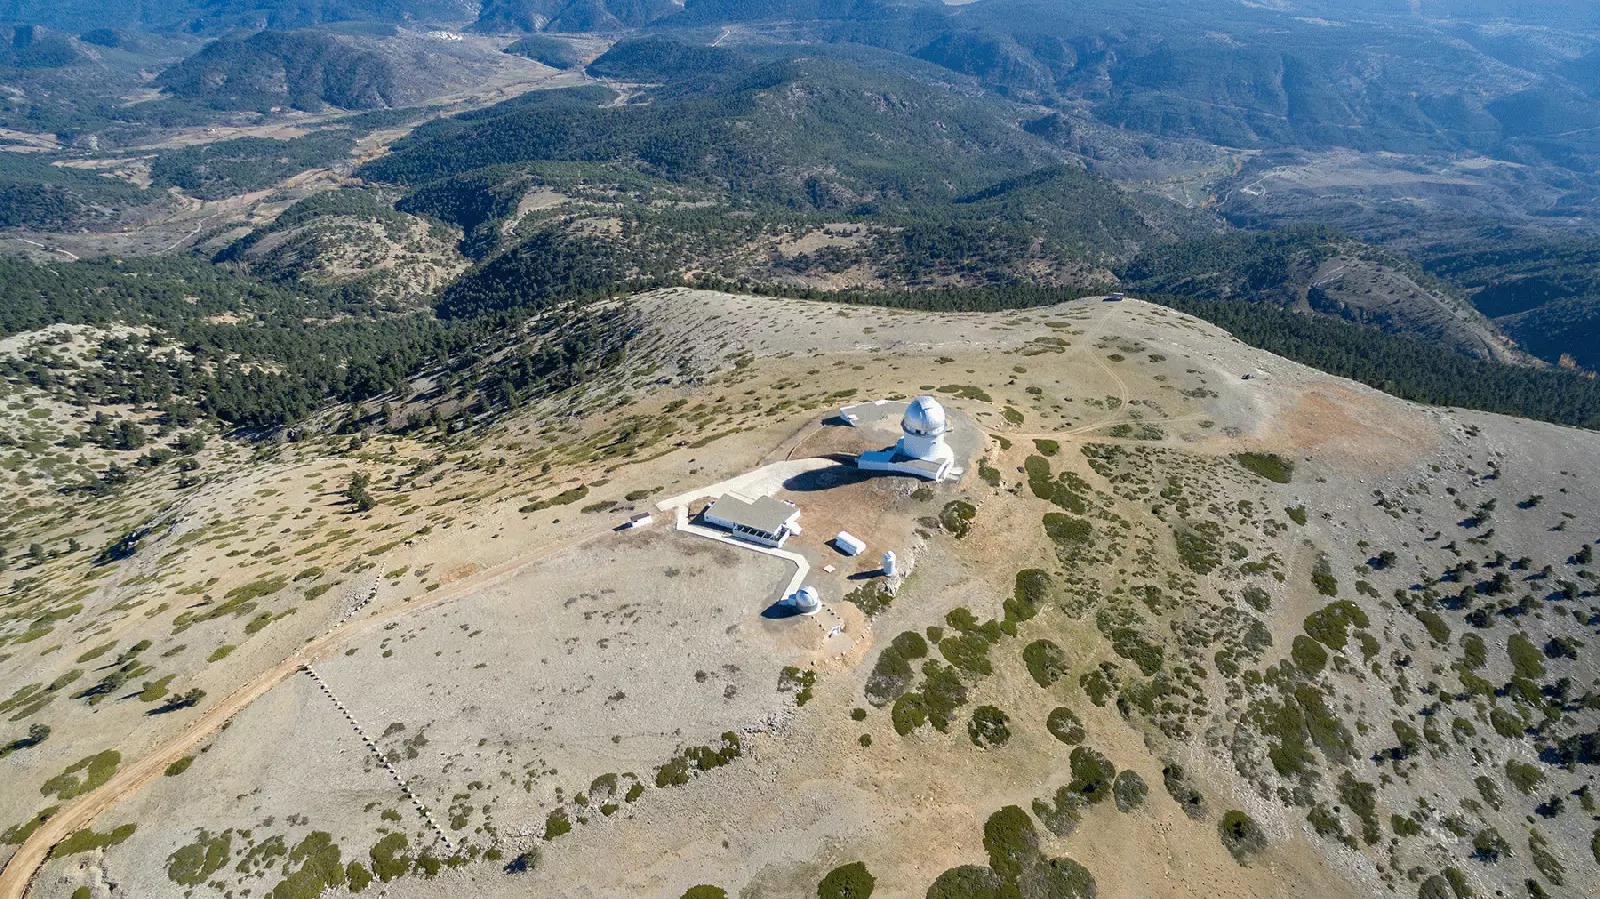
{"left": 300, "top": 665, "right": 456, "bottom": 853}
{"left": 657, "top": 457, "right": 866, "bottom": 658}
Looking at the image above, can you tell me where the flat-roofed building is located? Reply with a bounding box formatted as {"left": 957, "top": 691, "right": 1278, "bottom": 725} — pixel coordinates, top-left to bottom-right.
{"left": 702, "top": 493, "right": 801, "bottom": 547}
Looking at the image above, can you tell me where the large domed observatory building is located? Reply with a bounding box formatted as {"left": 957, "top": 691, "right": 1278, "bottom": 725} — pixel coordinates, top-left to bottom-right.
{"left": 858, "top": 395, "right": 956, "bottom": 481}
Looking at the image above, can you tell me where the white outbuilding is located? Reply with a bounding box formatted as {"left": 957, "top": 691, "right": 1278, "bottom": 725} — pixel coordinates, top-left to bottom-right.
{"left": 882, "top": 550, "right": 898, "bottom": 577}
{"left": 834, "top": 531, "right": 866, "bottom": 556}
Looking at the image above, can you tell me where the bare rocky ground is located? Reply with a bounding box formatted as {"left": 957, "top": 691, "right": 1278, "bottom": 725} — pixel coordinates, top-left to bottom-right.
{"left": 2, "top": 294, "right": 1598, "bottom": 899}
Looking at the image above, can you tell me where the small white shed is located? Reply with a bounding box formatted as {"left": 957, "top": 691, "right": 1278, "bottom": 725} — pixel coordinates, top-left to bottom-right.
{"left": 834, "top": 531, "right": 866, "bottom": 556}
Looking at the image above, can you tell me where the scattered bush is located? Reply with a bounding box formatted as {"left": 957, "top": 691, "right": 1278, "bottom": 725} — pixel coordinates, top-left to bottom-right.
{"left": 369, "top": 833, "right": 409, "bottom": 881}
{"left": 940, "top": 501, "right": 977, "bottom": 538}
{"left": 1112, "top": 770, "right": 1148, "bottom": 812}
{"left": 1235, "top": 453, "right": 1294, "bottom": 483}
{"left": 1162, "top": 763, "right": 1207, "bottom": 820}
{"left": 1471, "top": 827, "right": 1510, "bottom": 863}
{"left": 1042, "top": 513, "right": 1093, "bottom": 558}
{"left": 1290, "top": 635, "right": 1328, "bottom": 675}
{"left": 968, "top": 706, "right": 1011, "bottom": 748}
{"left": 1505, "top": 759, "right": 1545, "bottom": 795}
{"left": 1218, "top": 811, "right": 1266, "bottom": 863}
{"left": 1032, "top": 788, "right": 1083, "bottom": 837}
{"left": 926, "top": 865, "right": 1008, "bottom": 899}
{"left": 982, "top": 806, "right": 1039, "bottom": 882}
{"left": 682, "top": 887, "right": 727, "bottom": 899}
{"left": 1310, "top": 554, "right": 1339, "bottom": 596}
{"left": 817, "top": 861, "right": 874, "bottom": 899}
{"left": 1047, "top": 707, "right": 1086, "bottom": 745}
{"left": 1303, "top": 601, "right": 1368, "bottom": 650}
{"left": 1022, "top": 640, "right": 1069, "bottom": 688}
{"left": 1507, "top": 633, "right": 1546, "bottom": 680}
{"left": 168, "top": 829, "right": 233, "bottom": 886}
{"left": 1066, "top": 746, "right": 1116, "bottom": 805}
{"left": 864, "top": 631, "right": 928, "bottom": 706}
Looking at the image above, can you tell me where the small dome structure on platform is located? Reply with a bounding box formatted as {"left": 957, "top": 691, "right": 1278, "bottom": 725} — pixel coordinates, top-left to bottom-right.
{"left": 792, "top": 586, "right": 821, "bottom": 615}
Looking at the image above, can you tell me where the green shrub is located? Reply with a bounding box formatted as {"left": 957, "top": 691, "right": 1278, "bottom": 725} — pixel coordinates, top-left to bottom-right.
{"left": 890, "top": 692, "right": 928, "bottom": 735}
{"left": 1008, "top": 569, "right": 1052, "bottom": 624}
{"left": 1286, "top": 505, "right": 1307, "bottom": 525}
{"left": 1162, "top": 763, "right": 1207, "bottom": 820}
{"left": 939, "top": 633, "right": 994, "bottom": 676}
{"left": 543, "top": 808, "right": 571, "bottom": 840}
{"left": 40, "top": 750, "right": 120, "bottom": 800}
{"left": 1290, "top": 635, "right": 1328, "bottom": 675}
{"left": 1066, "top": 747, "right": 1116, "bottom": 804}
{"left": 1507, "top": 633, "right": 1546, "bottom": 680}
{"left": 1303, "top": 601, "right": 1368, "bottom": 650}
{"left": 1471, "top": 827, "right": 1509, "bottom": 863}
{"left": 968, "top": 706, "right": 1011, "bottom": 748}
{"left": 940, "top": 501, "right": 977, "bottom": 538}
{"left": 1218, "top": 811, "right": 1266, "bottom": 863}
{"left": 1032, "top": 787, "right": 1083, "bottom": 837}
{"left": 164, "top": 756, "right": 194, "bottom": 777}
{"left": 1033, "top": 439, "right": 1060, "bottom": 457}
{"left": 1505, "top": 759, "right": 1545, "bottom": 795}
{"left": 1310, "top": 554, "right": 1339, "bottom": 596}
{"left": 926, "top": 866, "right": 1009, "bottom": 899}
{"left": 1047, "top": 707, "right": 1086, "bottom": 745}
{"left": 369, "top": 833, "right": 410, "bottom": 881}
{"left": 1022, "top": 640, "right": 1069, "bottom": 688}
{"left": 1392, "top": 814, "right": 1422, "bottom": 838}
{"left": 168, "top": 829, "right": 233, "bottom": 886}
{"left": 1042, "top": 513, "right": 1092, "bottom": 558}
{"left": 864, "top": 631, "right": 927, "bottom": 706}
{"left": 1113, "top": 770, "right": 1148, "bottom": 812}
{"left": 1235, "top": 453, "right": 1294, "bottom": 483}
{"left": 51, "top": 824, "right": 136, "bottom": 857}
{"left": 817, "top": 861, "right": 874, "bottom": 899}
{"left": 1415, "top": 609, "right": 1450, "bottom": 643}
{"left": 683, "top": 887, "right": 728, "bottom": 899}
{"left": 982, "top": 806, "right": 1039, "bottom": 882}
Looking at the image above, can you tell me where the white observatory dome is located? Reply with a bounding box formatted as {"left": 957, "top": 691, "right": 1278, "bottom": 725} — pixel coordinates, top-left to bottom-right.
{"left": 792, "top": 586, "right": 821, "bottom": 615}
{"left": 902, "top": 395, "right": 948, "bottom": 437}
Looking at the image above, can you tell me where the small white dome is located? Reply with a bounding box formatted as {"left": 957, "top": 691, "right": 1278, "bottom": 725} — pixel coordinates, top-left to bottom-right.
{"left": 793, "top": 586, "right": 821, "bottom": 613}
{"left": 902, "top": 395, "right": 948, "bottom": 436}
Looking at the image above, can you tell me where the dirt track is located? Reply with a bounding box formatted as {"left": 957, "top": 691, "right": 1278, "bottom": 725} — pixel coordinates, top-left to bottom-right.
{"left": 0, "top": 524, "right": 616, "bottom": 899}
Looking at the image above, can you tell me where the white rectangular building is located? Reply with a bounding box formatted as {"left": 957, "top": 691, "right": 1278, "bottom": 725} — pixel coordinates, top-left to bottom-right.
{"left": 702, "top": 493, "right": 801, "bottom": 547}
